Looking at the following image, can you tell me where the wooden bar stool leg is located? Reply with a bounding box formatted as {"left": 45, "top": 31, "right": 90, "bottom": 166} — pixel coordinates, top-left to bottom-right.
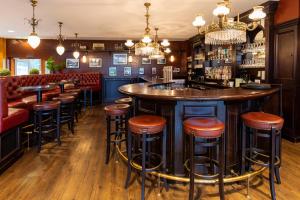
{"left": 241, "top": 123, "right": 247, "bottom": 175}
{"left": 105, "top": 116, "right": 111, "bottom": 164}
{"left": 162, "top": 126, "right": 169, "bottom": 191}
{"left": 141, "top": 131, "right": 147, "bottom": 200}
{"left": 269, "top": 127, "right": 276, "bottom": 200}
{"left": 275, "top": 131, "right": 281, "bottom": 184}
{"left": 56, "top": 108, "right": 61, "bottom": 145}
{"left": 37, "top": 111, "right": 42, "bottom": 153}
{"left": 219, "top": 135, "right": 225, "bottom": 200}
{"left": 125, "top": 129, "right": 132, "bottom": 189}
{"left": 189, "top": 134, "right": 195, "bottom": 200}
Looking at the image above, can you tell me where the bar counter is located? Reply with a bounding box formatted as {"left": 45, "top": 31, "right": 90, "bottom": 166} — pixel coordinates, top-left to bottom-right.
{"left": 119, "top": 79, "right": 280, "bottom": 177}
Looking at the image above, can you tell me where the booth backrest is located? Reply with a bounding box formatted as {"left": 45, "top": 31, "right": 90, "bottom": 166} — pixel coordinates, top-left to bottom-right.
{"left": 4, "top": 72, "right": 102, "bottom": 100}
{"left": 0, "top": 79, "right": 8, "bottom": 118}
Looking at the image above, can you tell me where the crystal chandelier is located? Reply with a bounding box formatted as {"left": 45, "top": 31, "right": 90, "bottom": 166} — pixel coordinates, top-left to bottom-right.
{"left": 149, "top": 28, "right": 166, "bottom": 60}
{"left": 56, "top": 22, "right": 65, "bottom": 56}
{"left": 27, "top": 0, "right": 40, "bottom": 49}
{"left": 192, "top": 0, "right": 267, "bottom": 45}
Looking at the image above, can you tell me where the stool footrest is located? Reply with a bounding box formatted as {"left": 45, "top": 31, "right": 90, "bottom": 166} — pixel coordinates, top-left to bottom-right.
{"left": 131, "top": 152, "right": 163, "bottom": 172}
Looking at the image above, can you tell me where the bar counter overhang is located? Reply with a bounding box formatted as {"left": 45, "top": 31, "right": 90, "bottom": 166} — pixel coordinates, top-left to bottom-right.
{"left": 118, "top": 78, "right": 280, "bottom": 182}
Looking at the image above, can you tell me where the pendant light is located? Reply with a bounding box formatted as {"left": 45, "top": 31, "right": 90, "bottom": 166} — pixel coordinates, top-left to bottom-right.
{"left": 56, "top": 22, "right": 65, "bottom": 56}
{"left": 73, "top": 33, "right": 80, "bottom": 59}
{"left": 27, "top": 0, "right": 40, "bottom": 49}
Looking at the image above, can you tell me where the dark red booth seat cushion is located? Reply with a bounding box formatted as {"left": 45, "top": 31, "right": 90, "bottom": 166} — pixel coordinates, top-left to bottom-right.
{"left": 0, "top": 108, "right": 29, "bottom": 133}
{"left": 8, "top": 100, "right": 27, "bottom": 109}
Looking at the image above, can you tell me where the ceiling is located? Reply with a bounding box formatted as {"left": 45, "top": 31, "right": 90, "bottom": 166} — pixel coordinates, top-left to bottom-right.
{"left": 0, "top": 0, "right": 271, "bottom": 41}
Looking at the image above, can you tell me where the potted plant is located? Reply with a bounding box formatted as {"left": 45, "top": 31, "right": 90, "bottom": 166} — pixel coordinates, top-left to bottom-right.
{"left": 29, "top": 68, "right": 40, "bottom": 75}
{"left": 54, "top": 62, "right": 66, "bottom": 73}
{"left": 46, "top": 57, "right": 56, "bottom": 73}
{"left": 0, "top": 69, "right": 11, "bottom": 76}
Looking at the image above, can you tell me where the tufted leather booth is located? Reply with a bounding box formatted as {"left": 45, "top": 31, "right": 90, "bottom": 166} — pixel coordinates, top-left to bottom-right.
{"left": 4, "top": 72, "right": 101, "bottom": 109}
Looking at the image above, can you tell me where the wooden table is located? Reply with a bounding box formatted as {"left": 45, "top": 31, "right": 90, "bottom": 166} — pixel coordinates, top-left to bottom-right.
{"left": 19, "top": 85, "right": 55, "bottom": 103}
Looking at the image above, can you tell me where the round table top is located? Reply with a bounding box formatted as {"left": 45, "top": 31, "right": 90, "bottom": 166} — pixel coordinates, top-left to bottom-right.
{"left": 118, "top": 82, "right": 280, "bottom": 101}
{"left": 19, "top": 84, "right": 55, "bottom": 92}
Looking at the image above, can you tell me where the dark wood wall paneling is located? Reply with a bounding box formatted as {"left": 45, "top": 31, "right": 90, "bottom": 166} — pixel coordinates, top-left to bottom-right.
{"left": 6, "top": 39, "right": 188, "bottom": 77}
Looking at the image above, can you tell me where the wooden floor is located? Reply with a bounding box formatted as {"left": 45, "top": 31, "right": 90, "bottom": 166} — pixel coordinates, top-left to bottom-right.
{"left": 1, "top": 105, "right": 300, "bottom": 200}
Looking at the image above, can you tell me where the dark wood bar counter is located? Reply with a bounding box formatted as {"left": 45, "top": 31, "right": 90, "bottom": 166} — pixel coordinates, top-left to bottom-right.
{"left": 119, "top": 79, "right": 280, "bottom": 176}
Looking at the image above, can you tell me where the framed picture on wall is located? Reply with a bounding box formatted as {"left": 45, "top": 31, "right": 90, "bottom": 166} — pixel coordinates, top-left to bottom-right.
{"left": 113, "top": 53, "right": 127, "bottom": 65}
{"left": 89, "top": 58, "right": 102, "bottom": 68}
{"left": 142, "top": 57, "right": 151, "bottom": 65}
{"left": 173, "top": 67, "right": 180, "bottom": 72}
{"left": 139, "top": 67, "right": 145, "bottom": 75}
{"left": 109, "top": 67, "right": 117, "bottom": 76}
{"left": 123, "top": 67, "right": 132, "bottom": 76}
{"left": 66, "top": 59, "right": 80, "bottom": 69}
{"left": 157, "top": 58, "right": 166, "bottom": 65}
{"left": 152, "top": 67, "right": 157, "bottom": 75}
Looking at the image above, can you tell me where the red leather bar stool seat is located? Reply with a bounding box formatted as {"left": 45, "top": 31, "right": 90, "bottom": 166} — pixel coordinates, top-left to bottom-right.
{"left": 129, "top": 115, "right": 166, "bottom": 135}
{"left": 21, "top": 96, "right": 37, "bottom": 110}
{"left": 33, "top": 101, "right": 60, "bottom": 111}
{"left": 59, "top": 92, "right": 79, "bottom": 98}
{"left": 104, "top": 104, "right": 130, "bottom": 116}
{"left": 183, "top": 117, "right": 224, "bottom": 138}
{"left": 43, "top": 91, "right": 60, "bottom": 101}
{"left": 65, "top": 88, "right": 81, "bottom": 93}
{"left": 241, "top": 112, "right": 284, "bottom": 131}
{"left": 115, "top": 97, "right": 132, "bottom": 104}
{"left": 53, "top": 96, "right": 75, "bottom": 104}
{"left": 183, "top": 117, "right": 225, "bottom": 200}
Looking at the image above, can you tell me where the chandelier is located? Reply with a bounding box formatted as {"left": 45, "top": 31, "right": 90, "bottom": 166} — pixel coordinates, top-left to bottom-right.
{"left": 27, "top": 0, "right": 40, "bottom": 49}
{"left": 193, "top": 0, "right": 267, "bottom": 45}
{"left": 73, "top": 33, "right": 80, "bottom": 59}
{"left": 125, "top": 2, "right": 170, "bottom": 57}
{"left": 56, "top": 22, "right": 65, "bottom": 56}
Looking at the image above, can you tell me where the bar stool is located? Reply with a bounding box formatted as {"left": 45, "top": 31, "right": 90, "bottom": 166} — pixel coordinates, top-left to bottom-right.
{"left": 104, "top": 104, "right": 130, "bottom": 164}
{"left": 53, "top": 96, "right": 75, "bottom": 134}
{"left": 241, "top": 112, "right": 284, "bottom": 200}
{"left": 33, "top": 101, "right": 61, "bottom": 152}
{"left": 183, "top": 117, "right": 225, "bottom": 200}
{"left": 60, "top": 92, "right": 81, "bottom": 122}
{"left": 115, "top": 97, "right": 132, "bottom": 104}
{"left": 81, "top": 86, "right": 93, "bottom": 110}
{"left": 125, "top": 115, "right": 167, "bottom": 200}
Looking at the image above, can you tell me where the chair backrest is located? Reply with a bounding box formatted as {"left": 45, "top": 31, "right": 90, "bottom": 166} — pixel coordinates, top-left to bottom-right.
{"left": 0, "top": 78, "right": 8, "bottom": 118}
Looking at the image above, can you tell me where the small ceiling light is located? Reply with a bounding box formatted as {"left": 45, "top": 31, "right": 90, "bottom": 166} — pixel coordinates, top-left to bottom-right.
{"left": 164, "top": 48, "right": 171, "bottom": 54}
{"left": 73, "top": 33, "right": 80, "bottom": 59}
{"left": 170, "top": 55, "right": 175, "bottom": 62}
{"left": 56, "top": 22, "right": 65, "bottom": 56}
{"left": 213, "top": 2, "right": 230, "bottom": 17}
{"left": 8, "top": 30, "right": 15, "bottom": 33}
{"left": 27, "top": 0, "right": 40, "bottom": 49}
{"left": 125, "top": 40, "right": 134, "bottom": 48}
{"left": 249, "top": 6, "right": 266, "bottom": 21}
{"left": 161, "top": 39, "right": 170, "bottom": 47}
{"left": 128, "top": 55, "right": 133, "bottom": 63}
{"left": 192, "top": 15, "right": 206, "bottom": 27}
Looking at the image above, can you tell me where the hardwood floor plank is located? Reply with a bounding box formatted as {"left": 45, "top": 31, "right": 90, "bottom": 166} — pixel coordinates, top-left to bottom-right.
{"left": 0, "top": 105, "right": 300, "bottom": 200}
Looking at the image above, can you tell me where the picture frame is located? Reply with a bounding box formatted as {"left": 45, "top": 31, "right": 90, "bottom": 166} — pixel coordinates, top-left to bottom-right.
{"left": 92, "top": 43, "right": 105, "bottom": 51}
{"left": 142, "top": 57, "right": 151, "bottom": 65}
{"left": 89, "top": 58, "right": 102, "bottom": 68}
{"left": 124, "top": 67, "right": 132, "bottom": 76}
{"left": 139, "top": 67, "right": 145, "bottom": 75}
{"left": 109, "top": 67, "right": 117, "bottom": 76}
{"left": 157, "top": 58, "right": 166, "bottom": 65}
{"left": 66, "top": 58, "right": 80, "bottom": 69}
{"left": 113, "top": 53, "right": 127, "bottom": 65}
{"left": 152, "top": 67, "right": 157, "bottom": 75}
{"left": 173, "top": 67, "right": 181, "bottom": 73}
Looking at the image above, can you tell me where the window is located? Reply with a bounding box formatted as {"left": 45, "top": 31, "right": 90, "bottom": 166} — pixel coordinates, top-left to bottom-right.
{"left": 15, "top": 59, "right": 41, "bottom": 75}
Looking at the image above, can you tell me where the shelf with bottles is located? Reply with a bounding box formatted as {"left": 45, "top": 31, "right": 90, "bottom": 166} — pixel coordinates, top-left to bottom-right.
{"left": 205, "top": 66, "right": 232, "bottom": 80}
{"left": 241, "top": 40, "right": 265, "bottom": 55}
{"left": 207, "top": 46, "right": 233, "bottom": 63}
{"left": 187, "top": 56, "right": 192, "bottom": 63}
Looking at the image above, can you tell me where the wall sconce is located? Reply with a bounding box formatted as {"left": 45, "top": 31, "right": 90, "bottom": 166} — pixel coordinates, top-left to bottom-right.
{"left": 82, "top": 55, "right": 87, "bottom": 63}
{"left": 170, "top": 55, "right": 175, "bottom": 62}
{"left": 128, "top": 55, "right": 133, "bottom": 63}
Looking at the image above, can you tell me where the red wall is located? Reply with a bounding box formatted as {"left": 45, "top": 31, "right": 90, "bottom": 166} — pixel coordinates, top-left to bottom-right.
{"left": 6, "top": 39, "right": 188, "bottom": 78}
{"left": 275, "top": 0, "right": 300, "bottom": 25}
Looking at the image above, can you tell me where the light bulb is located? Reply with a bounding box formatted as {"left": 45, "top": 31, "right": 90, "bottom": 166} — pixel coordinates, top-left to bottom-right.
{"left": 161, "top": 39, "right": 170, "bottom": 47}
{"left": 56, "top": 44, "right": 65, "bottom": 56}
{"left": 73, "top": 51, "right": 80, "bottom": 59}
{"left": 142, "top": 35, "right": 152, "bottom": 43}
{"left": 164, "top": 48, "right": 171, "bottom": 54}
{"left": 170, "top": 55, "right": 175, "bottom": 62}
{"left": 192, "top": 15, "right": 206, "bottom": 27}
{"left": 27, "top": 33, "right": 40, "bottom": 49}
{"left": 82, "top": 55, "right": 87, "bottom": 63}
{"left": 213, "top": 2, "right": 230, "bottom": 17}
{"left": 125, "top": 40, "right": 134, "bottom": 47}
{"left": 249, "top": 6, "right": 266, "bottom": 21}
{"left": 128, "top": 55, "right": 133, "bottom": 63}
